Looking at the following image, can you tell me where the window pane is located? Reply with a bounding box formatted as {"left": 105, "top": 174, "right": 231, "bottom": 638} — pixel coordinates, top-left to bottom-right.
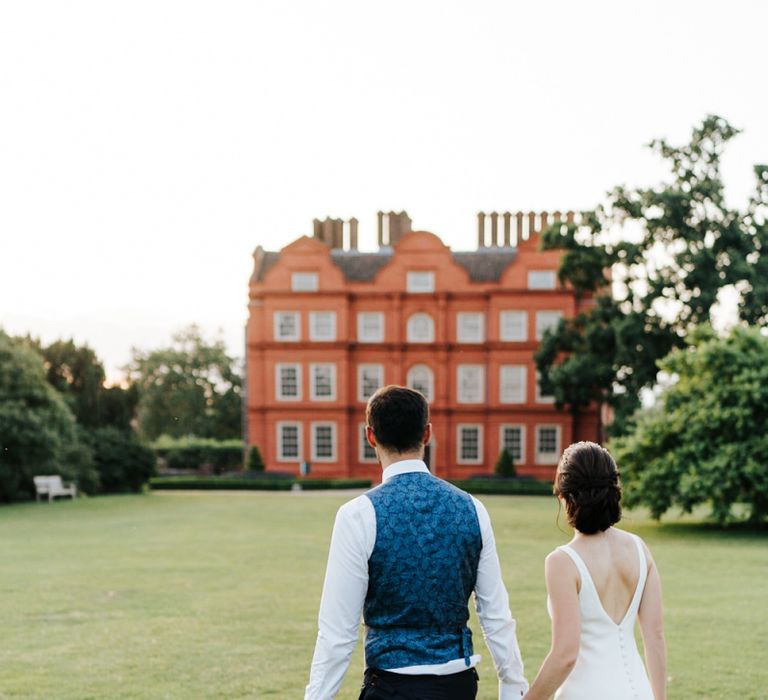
{"left": 502, "top": 426, "right": 523, "bottom": 462}
{"left": 359, "top": 365, "right": 383, "bottom": 400}
{"left": 358, "top": 312, "right": 384, "bottom": 342}
{"left": 275, "top": 312, "right": 299, "bottom": 340}
{"left": 312, "top": 365, "right": 334, "bottom": 399}
{"left": 407, "top": 313, "right": 434, "bottom": 342}
{"left": 528, "top": 270, "right": 556, "bottom": 290}
{"left": 281, "top": 425, "right": 299, "bottom": 458}
{"left": 500, "top": 311, "right": 527, "bottom": 341}
{"left": 538, "top": 427, "right": 558, "bottom": 453}
{"left": 500, "top": 365, "right": 526, "bottom": 403}
{"left": 457, "top": 312, "right": 484, "bottom": 343}
{"left": 407, "top": 271, "right": 435, "bottom": 293}
{"left": 460, "top": 426, "right": 480, "bottom": 461}
{"left": 458, "top": 365, "right": 484, "bottom": 403}
{"left": 314, "top": 424, "right": 334, "bottom": 458}
{"left": 279, "top": 366, "right": 299, "bottom": 397}
{"left": 291, "top": 272, "right": 319, "bottom": 291}
{"left": 310, "top": 312, "right": 335, "bottom": 341}
{"left": 407, "top": 364, "right": 433, "bottom": 401}
{"left": 361, "top": 424, "right": 377, "bottom": 461}
{"left": 535, "top": 311, "right": 563, "bottom": 340}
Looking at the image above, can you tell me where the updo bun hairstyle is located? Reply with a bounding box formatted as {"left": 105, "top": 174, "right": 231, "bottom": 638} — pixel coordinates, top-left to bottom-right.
{"left": 554, "top": 441, "right": 622, "bottom": 534}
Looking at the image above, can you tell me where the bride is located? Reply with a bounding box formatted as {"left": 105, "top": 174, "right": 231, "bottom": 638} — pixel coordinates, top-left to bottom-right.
{"left": 523, "top": 441, "right": 667, "bottom": 700}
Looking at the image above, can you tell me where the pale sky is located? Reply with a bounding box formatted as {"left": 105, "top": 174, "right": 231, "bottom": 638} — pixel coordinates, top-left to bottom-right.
{"left": 1, "top": 0, "right": 766, "bottom": 381}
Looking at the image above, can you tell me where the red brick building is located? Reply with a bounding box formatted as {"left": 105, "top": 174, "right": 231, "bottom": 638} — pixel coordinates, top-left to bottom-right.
{"left": 246, "top": 211, "right": 599, "bottom": 481}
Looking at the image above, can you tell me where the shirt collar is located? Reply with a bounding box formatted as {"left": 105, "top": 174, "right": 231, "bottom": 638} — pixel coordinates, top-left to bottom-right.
{"left": 381, "top": 459, "right": 430, "bottom": 483}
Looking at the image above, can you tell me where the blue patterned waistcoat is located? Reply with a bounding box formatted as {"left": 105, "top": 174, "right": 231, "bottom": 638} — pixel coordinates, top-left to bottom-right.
{"left": 363, "top": 471, "right": 483, "bottom": 670}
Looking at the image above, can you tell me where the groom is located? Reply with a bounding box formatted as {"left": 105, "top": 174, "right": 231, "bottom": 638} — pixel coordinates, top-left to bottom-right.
{"left": 305, "top": 385, "right": 528, "bottom": 699}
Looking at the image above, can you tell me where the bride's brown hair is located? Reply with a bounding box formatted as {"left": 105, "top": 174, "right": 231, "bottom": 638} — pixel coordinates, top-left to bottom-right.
{"left": 554, "top": 441, "right": 622, "bottom": 534}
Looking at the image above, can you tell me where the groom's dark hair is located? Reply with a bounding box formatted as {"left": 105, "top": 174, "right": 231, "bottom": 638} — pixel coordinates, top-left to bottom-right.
{"left": 366, "top": 385, "right": 429, "bottom": 454}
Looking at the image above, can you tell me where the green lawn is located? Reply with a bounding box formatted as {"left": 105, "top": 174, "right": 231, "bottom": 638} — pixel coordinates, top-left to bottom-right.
{"left": 0, "top": 492, "right": 765, "bottom": 699}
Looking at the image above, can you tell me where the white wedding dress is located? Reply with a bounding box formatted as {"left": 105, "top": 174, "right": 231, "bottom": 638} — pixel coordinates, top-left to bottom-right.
{"left": 551, "top": 534, "right": 654, "bottom": 700}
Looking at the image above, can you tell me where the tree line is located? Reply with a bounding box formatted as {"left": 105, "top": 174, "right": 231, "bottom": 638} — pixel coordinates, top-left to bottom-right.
{"left": 0, "top": 326, "right": 243, "bottom": 502}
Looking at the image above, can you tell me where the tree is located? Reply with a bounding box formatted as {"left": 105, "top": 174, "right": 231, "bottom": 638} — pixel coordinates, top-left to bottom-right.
{"left": 20, "top": 336, "right": 138, "bottom": 430}
{"left": 126, "top": 325, "right": 243, "bottom": 440}
{"left": 610, "top": 326, "right": 768, "bottom": 525}
{"left": 536, "top": 116, "right": 768, "bottom": 436}
{"left": 0, "top": 331, "right": 96, "bottom": 501}
{"left": 494, "top": 448, "right": 516, "bottom": 478}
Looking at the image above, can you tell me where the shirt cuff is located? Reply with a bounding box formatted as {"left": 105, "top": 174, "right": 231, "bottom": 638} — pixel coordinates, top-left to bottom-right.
{"left": 499, "top": 680, "right": 529, "bottom": 699}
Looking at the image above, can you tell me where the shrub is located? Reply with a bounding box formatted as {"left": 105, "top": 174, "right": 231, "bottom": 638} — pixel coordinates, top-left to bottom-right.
{"left": 494, "top": 448, "right": 516, "bottom": 478}
{"left": 152, "top": 437, "right": 243, "bottom": 474}
{"left": 246, "top": 445, "right": 265, "bottom": 472}
{"left": 450, "top": 479, "right": 553, "bottom": 496}
{"left": 88, "top": 427, "right": 156, "bottom": 493}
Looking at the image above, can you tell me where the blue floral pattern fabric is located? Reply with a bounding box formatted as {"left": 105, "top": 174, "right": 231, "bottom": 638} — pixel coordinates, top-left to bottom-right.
{"left": 363, "top": 472, "right": 482, "bottom": 669}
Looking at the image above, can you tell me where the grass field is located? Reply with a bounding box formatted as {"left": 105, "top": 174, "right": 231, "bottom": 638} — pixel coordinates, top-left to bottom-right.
{"left": 0, "top": 491, "right": 766, "bottom": 699}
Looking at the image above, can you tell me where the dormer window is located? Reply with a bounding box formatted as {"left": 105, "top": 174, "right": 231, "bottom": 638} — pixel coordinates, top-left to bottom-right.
{"left": 527, "top": 270, "right": 557, "bottom": 290}
{"left": 291, "top": 272, "right": 319, "bottom": 292}
{"left": 406, "top": 271, "right": 435, "bottom": 293}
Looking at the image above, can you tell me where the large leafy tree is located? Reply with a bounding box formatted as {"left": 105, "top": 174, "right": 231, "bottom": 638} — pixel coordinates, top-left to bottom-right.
{"left": 610, "top": 326, "right": 768, "bottom": 525}
{"left": 127, "top": 325, "right": 243, "bottom": 440}
{"left": 537, "top": 116, "right": 768, "bottom": 436}
{"left": 20, "top": 337, "right": 138, "bottom": 430}
{"left": 0, "top": 331, "right": 95, "bottom": 500}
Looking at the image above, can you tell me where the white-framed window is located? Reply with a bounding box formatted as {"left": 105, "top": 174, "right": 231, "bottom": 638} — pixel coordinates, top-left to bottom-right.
{"left": 535, "top": 310, "right": 563, "bottom": 341}
{"left": 358, "top": 363, "right": 384, "bottom": 402}
{"left": 500, "top": 365, "right": 527, "bottom": 403}
{"left": 310, "top": 363, "right": 336, "bottom": 401}
{"left": 500, "top": 425, "right": 525, "bottom": 463}
{"left": 406, "top": 271, "right": 435, "bottom": 293}
{"left": 277, "top": 421, "right": 302, "bottom": 461}
{"left": 457, "top": 424, "right": 483, "bottom": 464}
{"left": 457, "top": 312, "right": 485, "bottom": 343}
{"left": 500, "top": 310, "right": 528, "bottom": 342}
{"left": 357, "top": 312, "right": 385, "bottom": 342}
{"left": 406, "top": 364, "right": 434, "bottom": 401}
{"left": 273, "top": 311, "right": 300, "bottom": 341}
{"left": 536, "top": 424, "right": 561, "bottom": 464}
{"left": 309, "top": 311, "right": 336, "bottom": 341}
{"left": 528, "top": 270, "right": 557, "bottom": 290}
{"left": 359, "top": 423, "right": 377, "bottom": 463}
{"left": 535, "top": 370, "right": 555, "bottom": 404}
{"left": 457, "top": 364, "right": 485, "bottom": 403}
{"left": 275, "top": 363, "right": 301, "bottom": 401}
{"left": 291, "top": 272, "right": 319, "bottom": 292}
{"left": 407, "top": 313, "right": 435, "bottom": 343}
{"left": 311, "top": 422, "right": 336, "bottom": 462}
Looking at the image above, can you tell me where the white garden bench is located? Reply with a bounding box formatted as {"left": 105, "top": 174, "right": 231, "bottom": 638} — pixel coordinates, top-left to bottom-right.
{"left": 33, "top": 475, "right": 77, "bottom": 502}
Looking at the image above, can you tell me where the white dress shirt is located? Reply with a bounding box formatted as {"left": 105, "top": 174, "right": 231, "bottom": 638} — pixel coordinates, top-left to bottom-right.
{"left": 305, "top": 460, "right": 529, "bottom": 700}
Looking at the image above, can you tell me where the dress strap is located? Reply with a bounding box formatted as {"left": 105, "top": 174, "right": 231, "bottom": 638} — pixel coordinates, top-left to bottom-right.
{"left": 627, "top": 534, "right": 648, "bottom": 613}
{"left": 557, "top": 545, "right": 590, "bottom": 588}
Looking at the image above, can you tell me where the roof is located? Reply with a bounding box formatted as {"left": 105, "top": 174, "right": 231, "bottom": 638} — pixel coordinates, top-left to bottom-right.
{"left": 329, "top": 249, "right": 393, "bottom": 281}
{"left": 254, "top": 246, "right": 519, "bottom": 283}
{"left": 451, "top": 248, "right": 518, "bottom": 282}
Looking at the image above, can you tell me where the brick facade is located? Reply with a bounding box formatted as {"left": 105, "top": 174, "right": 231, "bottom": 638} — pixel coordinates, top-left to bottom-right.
{"left": 246, "top": 214, "right": 599, "bottom": 481}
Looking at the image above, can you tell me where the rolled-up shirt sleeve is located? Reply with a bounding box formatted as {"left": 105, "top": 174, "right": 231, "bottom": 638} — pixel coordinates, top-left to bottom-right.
{"left": 305, "top": 496, "right": 374, "bottom": 700}
{"left": 472, "top": 496, "right": 529, "bottom": 699}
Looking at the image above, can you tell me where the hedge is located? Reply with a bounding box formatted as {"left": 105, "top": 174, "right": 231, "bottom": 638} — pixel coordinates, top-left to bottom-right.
{"left": 149, "top": 475, "right": 552, "bottom": 494}
{"left": 150, "top": 437, "right": 244, "bottom": 474}
{"left": 449, "top": 478, "right": 554, "bottom": 496}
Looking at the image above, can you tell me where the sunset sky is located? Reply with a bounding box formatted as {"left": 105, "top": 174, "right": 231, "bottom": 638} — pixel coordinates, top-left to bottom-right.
{"left": 1, "top": 0, "right": 766, "bottom": 381}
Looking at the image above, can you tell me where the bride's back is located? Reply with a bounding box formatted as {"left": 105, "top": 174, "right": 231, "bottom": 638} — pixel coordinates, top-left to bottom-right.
{"left": 568, "top": 527, "right": 642, "bottom": 624}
